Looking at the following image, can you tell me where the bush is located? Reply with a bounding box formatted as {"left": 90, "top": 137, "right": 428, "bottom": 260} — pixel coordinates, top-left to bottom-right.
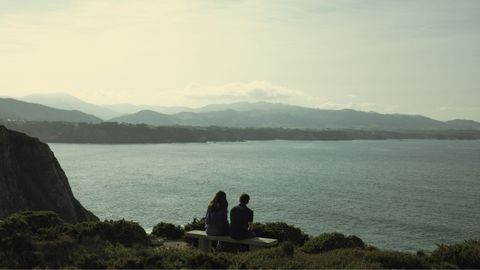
{"left": 365, "top": 250, "right": 431, "bottom": 269}
{"left": 0, "top": 211, "right": 74, "bottom": 268}
{"left": 184, "top": 217, "right": 206, "bottom": 231}
{"left": 76, "top": 219, "right": 149, "bottom": 246}
{"left": 151, "top": 222, "right": 184, "bottom": 239}
{"left": 149, "top": 247, "right": 228, "bottom": 269}
{"left": 228, "top": 247, "right": 293, "bottom": 269}
{"left": 0, "top": 211, "right": 65, "bottom": 234}
{"left": 2, "top": 211, "right": 480, "bottom": 269}
{"left": 431, "top": 239, "right": 480, "bottom": 269}
{"left": 302, "top": 232, "right": 365, "bottom": 253}
{"left": 279, "top": 241, "right": 295, "bottom": 257}
{"left": 252, "top": 222, "right": 309, "bottom": 245}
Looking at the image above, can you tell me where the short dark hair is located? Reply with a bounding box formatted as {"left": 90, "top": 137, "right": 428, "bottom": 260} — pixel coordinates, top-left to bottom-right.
{"left": 239, "top": 193, "right": 250, "bottom": 205}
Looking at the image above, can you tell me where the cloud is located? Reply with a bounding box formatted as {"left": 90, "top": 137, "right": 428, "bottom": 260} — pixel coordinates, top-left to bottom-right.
{"left": 82, "top": 80, "right": 396, "bottom": 114}
{"left": 182, "top": 81, "right": 304, "bottom": 102}
{"left": 439, "top": 106, "right": 480, "bottom": 112}
{"left": 150, "top": 82, "right": 397, "bottom": 114}
{"left": 69, "top": 80, "right": 314, "bottom": 107}
{"left": 99, "top": 80, "right": 317, "bottom": 107}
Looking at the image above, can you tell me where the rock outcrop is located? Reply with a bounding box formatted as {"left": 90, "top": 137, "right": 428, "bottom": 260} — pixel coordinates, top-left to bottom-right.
{"left": 0, "top": 125, "right": 98, "bottom": 223}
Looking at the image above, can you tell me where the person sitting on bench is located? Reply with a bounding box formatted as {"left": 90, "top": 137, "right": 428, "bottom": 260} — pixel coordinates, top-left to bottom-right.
{"left": 205, "top": 190, "right": 229, "bottom": 236}
{"left": 230, "top": 193, "right": 255, "bottom": 240}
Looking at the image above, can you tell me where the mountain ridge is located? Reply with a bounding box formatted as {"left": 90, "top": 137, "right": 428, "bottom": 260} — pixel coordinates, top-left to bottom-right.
{"left": 3, "top": 94, "right": 480, "bottom": 130}
{"left": 109, "top": 106, "right": 479, "bottom": 130}
{"left": 0, "top": 98, "right": 102, "bottom": 123}
{"left": 21, "top": 93, "right": 121, "bottom": 120}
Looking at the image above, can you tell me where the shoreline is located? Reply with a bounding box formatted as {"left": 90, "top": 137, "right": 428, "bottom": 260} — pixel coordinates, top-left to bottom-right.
{"left": 3, "top": 121, "right": 480, "bottom": 144}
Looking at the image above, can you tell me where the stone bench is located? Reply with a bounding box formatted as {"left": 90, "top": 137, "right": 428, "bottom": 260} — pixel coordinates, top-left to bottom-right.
{"left": 185, "top": 230, "right": 278, "bottom": 252}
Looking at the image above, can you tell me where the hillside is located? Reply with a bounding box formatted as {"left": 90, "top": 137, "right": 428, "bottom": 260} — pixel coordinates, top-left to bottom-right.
{"left": 5, "top": 94, "right": 480, "bottom": 130}
{"left": 109, "top": 105, "right": 480, "bottom": 130}
{"left": 1, "top": 211, "right": 479, "bottom": 268}
{"left": 3, "top": 120, "right": 480, "bottom": 143}
{"left": 21, "top": 93, "right": 121, "bottom": 120}
{"left": 110, "top": 110, "right": 177, "bottom": 126}
{"left": 0, "top": 126, "right": 98, "bottom": 223}
{"left": 103, "top": 101, "right": 291, "bottom": 115}
{"left": 103, "top": 103, "right": 192, "bottom": 115}
{"left": 0, "top": 98, "right": 102, "bottom": 123}
{"left": 444, "top": 119, "right": 480, "bottom": 129}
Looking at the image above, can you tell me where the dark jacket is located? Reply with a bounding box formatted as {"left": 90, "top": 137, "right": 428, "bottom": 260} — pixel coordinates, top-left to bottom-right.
{"left": 230, "top": 204, "right": 254, "bottom": 240}
{"left": 205, "top": 206, "right": 229, "bottom": 236}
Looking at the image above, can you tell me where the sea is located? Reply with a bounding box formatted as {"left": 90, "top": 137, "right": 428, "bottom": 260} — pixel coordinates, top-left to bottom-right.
{"left": 49, "top": 140, "right": 480, "bottom": 252}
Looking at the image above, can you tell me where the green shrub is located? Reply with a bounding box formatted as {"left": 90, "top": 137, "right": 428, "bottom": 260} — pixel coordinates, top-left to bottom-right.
{"left": 365, "top": 250, "right": 431, "bottom": 269}
{"left": 0, "top": 211, "right": 74, "bottom": 268}
{"left": 279, "top": 241, "right": 295, "bottom": 257}
{"left": 2, "top": 211, "right": 480, "bottom": 269}
{"left": 76, "top": 219, "right": 149, "bottom": 246}
{"left": 0, "top": 211, "right": 65, "bottom": 234}
{"left": 228, "top": 247, "right": 294, "bottom": 269}
{"left": 149, "top": 247, "right": 228, "bottom": 269}
{"left": 302, "top": 232, "right": 365, "bottom": 253}
{"left": 184, "top": 217, "right": 206, "bottom": 231}
{"left": 151, "top": 222, "right": 184, "bottom": 239}
{"left": 431, "top": 239, "right": 480, "bottom": 269}
{"left": 0, "top": 232, "right": 38, "bottom": 268}
{"left": 252, "top": 222, "right": 309, "bottom": 245}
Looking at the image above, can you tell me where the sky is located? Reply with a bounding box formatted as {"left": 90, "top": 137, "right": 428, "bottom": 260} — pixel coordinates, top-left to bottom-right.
{"left": 0, "top": 0, "right": 479, "bottom": 121}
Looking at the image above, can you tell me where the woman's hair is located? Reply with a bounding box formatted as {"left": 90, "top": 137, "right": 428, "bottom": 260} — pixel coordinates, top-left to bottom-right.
{"left": 208, "top": 190, "right": 228, "bottom": 211}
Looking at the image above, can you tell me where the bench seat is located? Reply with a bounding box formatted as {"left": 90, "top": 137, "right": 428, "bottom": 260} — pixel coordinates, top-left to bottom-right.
{"left": 185, "top": 230, "right": 278, "bottom": 252}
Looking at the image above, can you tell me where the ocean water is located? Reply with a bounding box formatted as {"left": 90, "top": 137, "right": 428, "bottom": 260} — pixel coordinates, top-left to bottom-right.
{"left": 49, "top": 140, "right": 480, "bottom": 252}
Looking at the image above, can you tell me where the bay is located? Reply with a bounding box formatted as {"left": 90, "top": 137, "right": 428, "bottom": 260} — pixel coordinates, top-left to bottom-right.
{"left": 49, "top": 140, "right": 480, "bottom": 252}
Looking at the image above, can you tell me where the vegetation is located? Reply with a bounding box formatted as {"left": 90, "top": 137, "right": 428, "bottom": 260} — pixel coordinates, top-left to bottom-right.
{"left": 184, "top": 217, "right": 206, "bottom": 231}
{"left": 253, "top": 222, "right": 309, "bottom": 245}
{"left": 0, "top": 211, "right": 479, "bottom": 269}
{"left": 75, "top": 219, "right": 149, "bottom": 246}
{"left": 151, "top": 222, "right": 184, "bottom": 239}
{"left": 226, "top": 246, "right": 433, "bottom": 269}
{"left": 2, "top": 120, "right": 480, "bottom": 144}
{"left": 431, "top": 239, "right": 480, "bottom": 269}
{"left": 302, "top": 232, "right": 366, "bottom": 253}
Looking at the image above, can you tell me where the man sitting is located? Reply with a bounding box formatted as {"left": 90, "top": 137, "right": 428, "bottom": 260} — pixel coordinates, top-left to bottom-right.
{"left": 230, "top": 193, "right": 255, "bottom": 240}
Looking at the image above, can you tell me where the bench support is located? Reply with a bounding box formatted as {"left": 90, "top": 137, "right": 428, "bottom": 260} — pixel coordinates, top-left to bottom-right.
{"left": 198, "top": 238, "right": 212, "bottom": 252}
{"left": 185, "top": 230, "right": 277, "bottom": 253}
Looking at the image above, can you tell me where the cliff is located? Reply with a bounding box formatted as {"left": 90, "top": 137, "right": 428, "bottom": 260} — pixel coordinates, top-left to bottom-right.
{"left": 0, "top": 125, "right": 98, "bottom": 223}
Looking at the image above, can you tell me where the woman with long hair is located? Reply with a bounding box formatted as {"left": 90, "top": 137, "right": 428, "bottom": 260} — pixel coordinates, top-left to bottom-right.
{"left": 205, "top": 190, "right": 229, "bottom": 236}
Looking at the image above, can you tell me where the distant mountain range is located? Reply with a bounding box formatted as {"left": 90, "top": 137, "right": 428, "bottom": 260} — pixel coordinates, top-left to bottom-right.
{"left": 103, "top": 101, "right": 304, "bottom": 115}
{"left": 20, "top": 93, "right": 205, "bottom": 117}
{"left": 110, "top": 108, "right": 480, "bottom": 130}
{"left": 20, "top": 93, "right": 121, "bottom": 119}
{"left": 2, "top": 93, "right": 480, "bottom": 130}
{"left": 0, "top": 98, "right": 102, "bottom": 123}
{"left": 102, "top": 103, "right": 192, "bottom": 115}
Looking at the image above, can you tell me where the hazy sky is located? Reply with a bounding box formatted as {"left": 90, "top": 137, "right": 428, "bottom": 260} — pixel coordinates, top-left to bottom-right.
{"left": 0, "top": 0, "right": 479, "bottom": 120}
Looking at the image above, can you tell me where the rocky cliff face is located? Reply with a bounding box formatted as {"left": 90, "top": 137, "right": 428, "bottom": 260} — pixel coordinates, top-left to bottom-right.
{"left": 0, "top": 125, "right": 98, "bottom": 223}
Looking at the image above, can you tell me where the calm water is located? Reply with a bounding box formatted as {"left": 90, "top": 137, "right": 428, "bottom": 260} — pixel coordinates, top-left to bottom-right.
{"left": 49, "top": 140, "right": 480, "bottom": 252}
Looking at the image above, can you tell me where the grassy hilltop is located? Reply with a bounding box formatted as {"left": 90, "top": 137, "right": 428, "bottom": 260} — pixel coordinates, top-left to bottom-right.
{"left": 0, "top": 211, "right": 479, "bottom": 269}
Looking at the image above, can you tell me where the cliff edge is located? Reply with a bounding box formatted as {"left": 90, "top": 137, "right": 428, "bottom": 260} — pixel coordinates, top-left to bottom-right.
{"left": 0, "top": 125, "right": 98, "bottom": 223}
